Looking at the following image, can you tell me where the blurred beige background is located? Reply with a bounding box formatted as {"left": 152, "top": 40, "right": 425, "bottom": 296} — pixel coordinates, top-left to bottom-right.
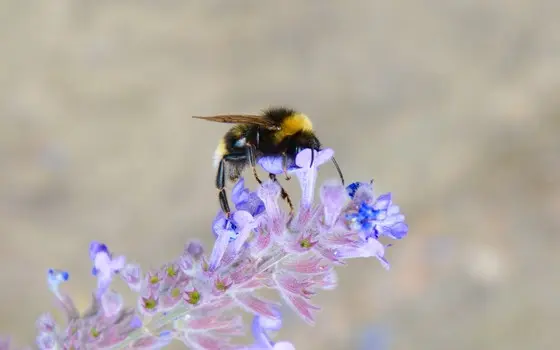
{"left": 1, "top": 1, "right": 559, "bottom": 349}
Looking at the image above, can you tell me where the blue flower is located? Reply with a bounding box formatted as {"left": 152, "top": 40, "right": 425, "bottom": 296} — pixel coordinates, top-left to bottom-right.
{"left": 345, "top": 182, "right": 408, "bottom": 240}
{"left": 211, "top": 178, "right": 264, "bottom": 244}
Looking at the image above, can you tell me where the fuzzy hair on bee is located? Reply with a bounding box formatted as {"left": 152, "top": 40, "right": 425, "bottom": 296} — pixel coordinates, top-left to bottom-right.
{"left": 193, "top": 106, "right": 344, "bottom": 217}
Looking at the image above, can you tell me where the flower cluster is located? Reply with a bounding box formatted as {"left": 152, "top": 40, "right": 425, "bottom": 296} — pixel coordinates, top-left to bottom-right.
{"left": 1, "top": 149, "right": 408, "bottom": 349}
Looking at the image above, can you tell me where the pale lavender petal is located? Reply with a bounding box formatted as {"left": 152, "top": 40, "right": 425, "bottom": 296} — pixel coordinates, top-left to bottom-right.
{"left": 94, "top": 252, "right": 115, "bottom": 297}
{"left": 257, "top": 181, "right": 285, "bottom": 236}
{"left": 293, "top": 149, "right": 332, "bottom": 209}
{"left": 110, "top": 255, "right": 126, "bottom": 271}
{"left": 387, "top": 204, "right": 400, "bottom": 215}
{"left": 373, "top": 193, "right": 392, "bottom": 211}
{"left": 320, "top": 180, "right": 348, "bottom": 227}
{"left": 384, "top": 222, "right": 409, "bottom": 240}
{"left": 251, "top": 309, "right": 282, "bottom": 348}
{"left": 251, "top": 315, "right": 272, "bottom": 347}
{"left": 212, "top": 212, "right": 230, "bottom": 239}
{"left": 237, "top": 193, "right": 265, "bottom": 217}
{"left": 209, "top": 227, "right": 233, "bottom": 271}
{"left": 94, "top": 252, "right": 113, "bottom": 277}
{"left": 120, "top": 263, "right": 142, "bottom": 292}
{"left": 232, "top": 211, "right": 257, "bottom": 253}
{"left": 259, "top": 313, "right": 282, "bottom": 332}
{"left": 36, "top": 332, "right": 57, "bottom": 350}
{"left": 232, "top": 177, "right": 249, "bottom": 205}
{"left": 258, "top": 156, "right": 284, "bottom": 175}
{"left": 101, "top": 290, "right": 123, "bottom": 318}
{"left": 337, "top": 237, "right": 390, "bottom": 269}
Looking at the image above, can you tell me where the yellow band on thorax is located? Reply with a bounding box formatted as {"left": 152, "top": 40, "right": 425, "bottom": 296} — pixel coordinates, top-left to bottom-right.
{"left": 275, "top": 113, "right": 313, "bottom": 142}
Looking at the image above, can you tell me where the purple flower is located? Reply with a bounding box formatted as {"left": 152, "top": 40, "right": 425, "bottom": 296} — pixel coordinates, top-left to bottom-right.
{"left": 89, "top": 241, "right": 125, "bottom": 298}
{"left": 26, "top": 147, "right": 408, "bottom": 350}
{"left": 232, "top": 177, "right": 265, "bottom": 216}
{"left": 210, "top": 210, "right": 257, "bottom": 271}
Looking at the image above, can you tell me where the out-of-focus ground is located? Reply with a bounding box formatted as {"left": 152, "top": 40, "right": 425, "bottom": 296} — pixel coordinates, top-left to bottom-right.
{"left": 1, "top": 1, "right": 559, "bottom": 349}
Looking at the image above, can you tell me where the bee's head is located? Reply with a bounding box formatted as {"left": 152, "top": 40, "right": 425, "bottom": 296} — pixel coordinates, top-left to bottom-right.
{"left": 291, "top": 130, "right": 321, "bottom": 154}
{"left": 289, "top": 130, "right": 343, "bottom": 185}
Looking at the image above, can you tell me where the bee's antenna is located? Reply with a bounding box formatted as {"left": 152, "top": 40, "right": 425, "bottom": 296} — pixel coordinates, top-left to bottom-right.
{"left": 331, "top": 156, "right": 344, "bottom": 185}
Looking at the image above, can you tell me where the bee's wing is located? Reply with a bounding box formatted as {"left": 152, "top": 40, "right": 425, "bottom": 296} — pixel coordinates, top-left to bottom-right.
{"left": 192, "top": 114, "right": 280, "bottom": 130}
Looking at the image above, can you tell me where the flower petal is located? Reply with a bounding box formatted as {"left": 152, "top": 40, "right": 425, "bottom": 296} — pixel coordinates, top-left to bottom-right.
{"left": 209, "top": 226, "right": 233, "bottom": 271}
{"left": 258, "top": 156, "right": 292, "bottom": 175}
{"left": 257, "top": 180, "right": 285, "bottom": 236}
{"left": 232, "top": 210, "right": 257, "bottom": 253}
{"left": 373, "top": 193, "right": 392, "bottom": 211}
{"left": 101, "top": 290, "right": 123, "bottom": 318}
{"left": 36, "top": 332, "right": 57, "bottom": 350}
{"left": 231, "top": 177, "right": 249, "bottom": 205}
{"left": 320, "top": 180, "right": 348, "bottom": 227}
{"left": 293, "top": 148, "right": 333, "bottom": 211}
{"left": 120, "top": 263, "right": 142, "bottom": 292}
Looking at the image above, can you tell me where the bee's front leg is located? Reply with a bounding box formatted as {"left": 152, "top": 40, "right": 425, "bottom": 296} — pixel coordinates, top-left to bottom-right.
{"left": 245, "top": 144, "right": 262, "bottom": 185}
{"left": 282, "top": 152, "right": 291, "bottom": 181}
{"left": 269, "top": 173, "right": 294, "bottom": 216}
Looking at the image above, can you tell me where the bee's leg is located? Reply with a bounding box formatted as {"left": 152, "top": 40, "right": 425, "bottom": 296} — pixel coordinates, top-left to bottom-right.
{"left": 216, "top": 158, "right": 231, "bottom": 218}
{"left": 269, "top": 173, "right": 294, "bottom": 215}
{"left": 245, "top": 144, "right": 262, "bottom": 185}
{"left": 218, "top": 152, "right": 249, "bottom": 218}
{"left": 282, "top": 153, "right": 291, "bottom": 181}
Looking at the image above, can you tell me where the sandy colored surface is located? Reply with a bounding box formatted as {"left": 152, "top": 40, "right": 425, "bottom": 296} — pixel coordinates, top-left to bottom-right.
{"left": 1, "top": 1, "right": 559, "bottom": 349}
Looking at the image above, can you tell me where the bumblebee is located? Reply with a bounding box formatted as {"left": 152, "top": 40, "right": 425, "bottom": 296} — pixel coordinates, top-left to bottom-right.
{"left": 193, "top": 107, "right": 344, "bottom": 217}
